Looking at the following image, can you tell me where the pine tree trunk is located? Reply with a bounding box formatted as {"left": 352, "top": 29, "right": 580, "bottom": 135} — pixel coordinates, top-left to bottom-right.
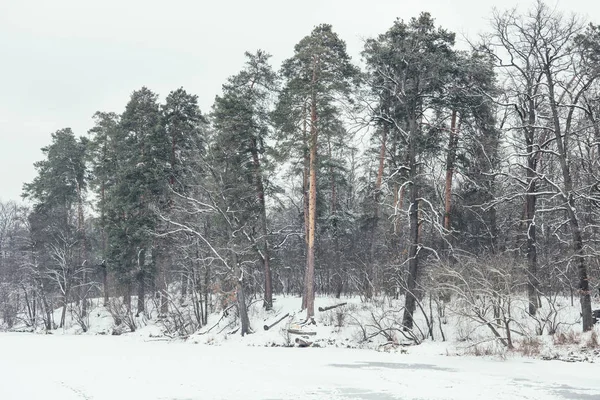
{"left": 77, "top": 182, "right": 88, "bottom": 317}
{"left": 305, "top": 64, "right": 319, "bottom": 319}
{"left": 137, "top": 275, "right": 145, "bottom": 317}
{"left": 489, "top": 205, "right": 498, "bottom": 252}
{"left": 137, "top": 250, "right": 145, "bottom": 316}
{"left": 443, "top": 110, "right": 458, "bottom": 236}
{"left": 101, "top": 183, "right": 110, "bottom": 307}
{"left": 402, "top": 117, "right": 420, "bottom": 330}
{"left": 153, "top": 247, "right": 169, "bottom": 316}
{"left": 124, "top": 280, "right": 132, "bottom": 312}
{"left": 249, "top": 137, "right": 273, "bottom": 310}
{"left": 232, "top": 248, "right": 251, "bottom": 335}
{"left": 367, "top": 122, "right": 388, "bottom": 299}
{"left": 326, "top": 135, "right": 342, "bottom": 298}
{"left": 204, "top": 261, "right": 209, "bottom": 326}
{"left": 301, "top": 102, "right": 310, "bottom": 310}
{"left": 181, "top": 273, "right": 188, "bottom": 300}
{"left": 102, "top": 264, "right": 109, "bottom": 306}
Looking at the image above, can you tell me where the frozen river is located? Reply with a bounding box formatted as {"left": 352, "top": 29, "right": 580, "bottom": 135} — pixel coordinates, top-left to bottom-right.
{"left": 0, "top": 333, "right": 598, "bottom": 399}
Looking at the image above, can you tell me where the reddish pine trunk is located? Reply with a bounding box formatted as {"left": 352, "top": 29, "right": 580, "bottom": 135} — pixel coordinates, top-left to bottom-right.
{"left": 304, "top": 55, "right": 319, "bottom": 319}
{"left": 305, "top": 93, "right": 318, "bottom": 319}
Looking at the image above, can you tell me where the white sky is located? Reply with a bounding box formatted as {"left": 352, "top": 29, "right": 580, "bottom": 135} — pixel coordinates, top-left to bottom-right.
{"left": 0, "top": 0, "right": 597, "bottom": 202}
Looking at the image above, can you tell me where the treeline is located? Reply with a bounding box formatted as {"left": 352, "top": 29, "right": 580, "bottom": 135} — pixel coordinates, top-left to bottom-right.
{"left": 1, "top": 2, "right": 600, "bottom": 337}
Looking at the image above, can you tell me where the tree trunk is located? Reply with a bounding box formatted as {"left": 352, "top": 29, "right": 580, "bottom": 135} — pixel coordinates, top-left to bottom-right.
{"left": 136, "top": 250, "right": 145, "bottom": 316}
{"left": 367, "top": 122, "right": 388, "bottom": 299}
{"left": 250, "top": 137, "right": 273, "bottom": 310}
{"left": 124, "top": 280, "right": 132, "bottom": 312}
{"left": 237, "top": 278, "right": 250, "bottom": 336}
{"left": 77, "top": 182, "right": 88, "bottom": 317}
{"left": 153, "top": 247, "right": 169, "bottom": 316}
{"left": 60, "top": 289, "right": 68, "bottom": 329}
{"left": 443, "top": 110, "right": 458, "bottom": 236}
{"left": 137, "top": 272, "right": 145, "bottom": 317}
{"left": 304, "top": 66, "right": 319, "bottom": 319}
{"left": 101, "top": 183, "right": 110, "bottom": 307}
{"left": 326, "top": 135, "right": 342, "bottom": 298}
{"left": 301, "top": 102, "right": 310, "bottom": 310}
{"left": 525, "top": 152, "right": 538, "bottom": 316}
{"left": 203, "top": 265, "right": 209, "bottom": 325}
{"left": 523, "top": 88, "right": 540, "bottom": 316}
{"left": 402, "top": 117, "right": 420, "bottom": 330}
{"left": 181, "top": 272, "right": 188, "bottom": 300}
{"left": 545, "top": 70, "right": 593, "bottom": 331}
{"left": 38, "top": 282, "right": 52, "bottom": 330}
{"left": 233, "top": 250, "right": 251, "bottom": 335}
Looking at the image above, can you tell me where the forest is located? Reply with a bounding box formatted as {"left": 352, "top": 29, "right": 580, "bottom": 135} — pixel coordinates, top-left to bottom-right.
{"left": 1, "top": 1, "right": 600, "bottom": 347}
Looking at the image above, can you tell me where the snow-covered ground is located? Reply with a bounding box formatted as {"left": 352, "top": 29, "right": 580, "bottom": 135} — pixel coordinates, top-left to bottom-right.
{"left": 0, "top": 332, "right": 598, "bottom": 400}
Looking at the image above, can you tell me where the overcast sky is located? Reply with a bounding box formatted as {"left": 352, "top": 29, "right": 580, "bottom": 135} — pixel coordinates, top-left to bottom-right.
{"left": 0, "top": 0, "right": 597, "bottom": 202}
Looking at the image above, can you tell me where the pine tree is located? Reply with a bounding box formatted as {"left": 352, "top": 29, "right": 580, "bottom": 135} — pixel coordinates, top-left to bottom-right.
{"left": 278, "top": 24, "right": 359, "bottom": 318}
{"left": 23, "top": 128, "right": 88, "bottom": 327}
{"left": 364, "top": 13, "right": 457, "bottom": 329}
{"left": 159, "top": 88, "right": 207, "bottom": 314}
{"left": 209, "top": 50, "right": 278, "bottom": 332}
{"left": 106, "top": 87, "right": 167, "bottom": 316}
{"left": 88, "top": 111, "right": 121, "bottom": 306}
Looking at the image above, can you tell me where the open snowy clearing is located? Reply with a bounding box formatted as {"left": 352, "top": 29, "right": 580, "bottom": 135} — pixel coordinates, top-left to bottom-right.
{"left": 0, "top": 333, "right": 598, "bottom": 400}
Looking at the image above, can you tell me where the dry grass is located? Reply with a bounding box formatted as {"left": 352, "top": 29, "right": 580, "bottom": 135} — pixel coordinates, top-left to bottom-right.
{"left": 515, "top": 337, "right": 543, "bottom": 357}
{"left": 553, "top": 330, "right": 581, "bottom": 346}
{"left": 463, "top": 341, "right": 506, "bottom": 358}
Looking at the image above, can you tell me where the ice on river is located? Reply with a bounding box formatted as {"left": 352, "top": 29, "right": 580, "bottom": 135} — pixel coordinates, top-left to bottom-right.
{"left": 0, "top": 333, "right": 598, "bottom": 400}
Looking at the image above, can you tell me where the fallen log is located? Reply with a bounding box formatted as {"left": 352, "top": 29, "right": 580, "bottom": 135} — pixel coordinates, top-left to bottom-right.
{"left": 288, "top": 329, "right": 317, "bottom": 336}
{"left": 294, "top": 317, "right": 316, "bottom": 327}
{"left": 318, "top": 302, "right": 347, "bottom": 312}
{"left": 295, "top": 337, "right": 313, "bottom": 347}
{"left": 263, "top": 313, "right": 290, "bottom": 331}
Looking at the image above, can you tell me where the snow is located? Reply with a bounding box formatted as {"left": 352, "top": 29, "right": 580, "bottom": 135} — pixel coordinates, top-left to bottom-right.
{"left": 3, "top": 294, "right": 600, "bottom": 399}
{"left": 0, "top": 332, "right": 598, "bottom": 400}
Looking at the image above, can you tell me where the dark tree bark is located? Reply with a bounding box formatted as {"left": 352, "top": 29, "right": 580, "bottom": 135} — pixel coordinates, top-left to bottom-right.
{"left": 124, "top": 280, "right": 132, "bottom": 313}
{"left": 136, "top": 249, "right": 146, "bottom": 316}
{"left": 301, "top": 102, "right": 310, "bottom": 310}
{"left": 443, "top": 110, "right": 458, "bottom": 235}
{"left": 77, "top": 182, "right": 88, "bottom": 317}
{"left": 250, "top": 136, "right": 273, "bottom": 311}
{"left": 545, "top": 69, "right": 593, "bottom": 331}
{"left": 402, "top": 117, "right": 420, "bottom": 330}
{"left": 137, "top": 272, "right": 145, "bottom": 317}
{"left": 367, "top": 120, "right": 388, "bottom": 299}
{"left": 100, "top": 182, "right": 109, "bottom": 307}
{"left": 524, "top": 93, "right": 539, "bottom": 316}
